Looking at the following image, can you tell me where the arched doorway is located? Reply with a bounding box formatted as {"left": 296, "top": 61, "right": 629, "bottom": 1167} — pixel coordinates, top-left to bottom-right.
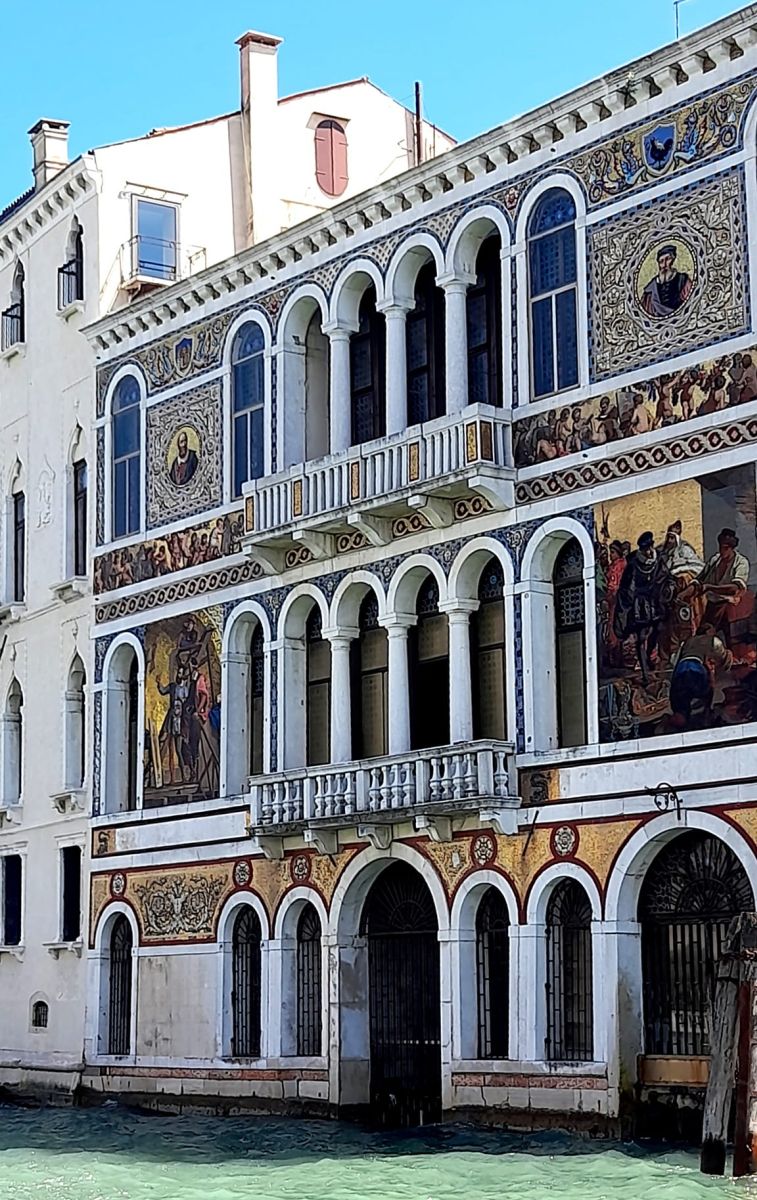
{"left": 360, "top": 863, "right": 441, "bottom": 1126}
{"left": 639, "top": 832, "right": 754, "bottom": 1056}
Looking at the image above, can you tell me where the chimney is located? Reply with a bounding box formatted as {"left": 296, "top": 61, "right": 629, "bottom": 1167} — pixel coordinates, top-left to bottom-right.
{"left": 236, "top": 31, "right": 283, "bottom": 246}
{"left": 28, "top": 119, "right": 70, "bottom": 190}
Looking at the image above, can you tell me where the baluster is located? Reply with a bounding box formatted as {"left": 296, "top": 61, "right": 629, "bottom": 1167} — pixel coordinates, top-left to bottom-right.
{"left": 312, "top": 774, "right": 322, "bottom": 820}
{"left": 464, "top": 752, "right": 477, "bottom": 797}
{"left": 389, "top": 763, "right": 402, "bottom": 809}
{"left": 429, "top": 756, "right": 442, "bottom": 802}
{"left": 440, "top": 756, "right": 453, "bottom": 802}
{"left": 321, "top": 774, "right": 332, "bottom": 819}
{"left": 261, "top": 784, "right": 273, "bottom": 824}
{"left": 344, "top": 770, "right": 356, "bottom": 815}
{"left": 369, "top": 767, "right": 381, "bottom": 812}
{"left": 403, "top": 761, "right": 415, "bottom": 807}
{"left": 272, "top": 781, "right": 283, "bottom": 823}
{"left": 494, "top": 752, "right": 509, "bottom": 798}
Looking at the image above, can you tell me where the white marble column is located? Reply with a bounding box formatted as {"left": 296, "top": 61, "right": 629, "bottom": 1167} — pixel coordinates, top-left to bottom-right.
{"left": 438, "top": 272, "right": 473, "bottom": 415}
{"left": 380, "top": 615, "right": 415, "bottom": 755}
{"left": 377, "top": 302, "right": 408, "bottom": 435}
{"left": 325, "top": 630, "right": 356, "bottom": 764}
{"left": 324, "top": 324, "right": 353, "bottom": 453}
{"left": 440, "top": 601, "right": 477, "bottom": 743}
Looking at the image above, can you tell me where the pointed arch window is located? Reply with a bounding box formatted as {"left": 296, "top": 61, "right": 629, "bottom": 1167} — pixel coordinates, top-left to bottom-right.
{"left": 72, "top": 458, "right": 87, "bottom": 578}
{"left": 554, "top": 539, "right": 587, "bottom": 748}
{"left": 639, "top": 833, "right": 754, "bottom": 1057}
{"left": 467, "top": 235, "right": 502, "bottom": 406}
{"left": 351, "top": 592, "right": 388, "bottom": 760}
{"left": 12, "top": 489, "right": 25, "bottom": 604}
{"left": 65, "top": 655, "right": 86, "bottom": 791}
{"left": 315, "top": 120, "right": 348, "bottom": 197}
{"left": 231, "top": 906, "right": 262, "bottom": 1058}
{"left": 59, "top": 220, "right": 84, "bottom": 308}
{"left": 232, "top": 323, "right": 265, "bottom": 498}
{"left": 306, "top": 608, "right": 331, "bottom": 766}
{"left": 297, "top": 903, "right": 322, "bottom": 1056}
{"left": 350, "top": 287, "right": 386, "bottom": 446}
{"left": 472, "top": 558, "right": 507, "bottom": 740}
{"left": 108, "top": 915, "right": 133, "bottom": 1056}
{"left": 112, "top": 375, "right": 141, "bottom": 539}
{"left": 546, "top": 879, "right": 593, "bottom": 1062}
{"left": 406, "top": 262, "right": 446, "bottom": 425}
{"left": 528, "top": 189, "right": 578, "bottom": 400}
{"left": 410, "top": 576, "right": 449, "bottom": 750}
{"left": 2, "top": 263, "right": 25, "bottom": 351}
{"left": 476, "top": 888, "right": 509, "bottom": 1058}
{"left": 3, "top": 681, "right": 23, "bottom": 807}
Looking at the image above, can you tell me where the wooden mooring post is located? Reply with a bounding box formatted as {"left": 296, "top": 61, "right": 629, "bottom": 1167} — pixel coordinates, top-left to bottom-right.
{"left": 700, "top": 913, "right": 757, "bottom": 1177}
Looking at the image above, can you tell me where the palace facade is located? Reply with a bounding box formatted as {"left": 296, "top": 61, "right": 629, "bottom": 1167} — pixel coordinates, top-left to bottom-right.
{"left": 83, "top": 6, "right": 757, "bottom": 1134}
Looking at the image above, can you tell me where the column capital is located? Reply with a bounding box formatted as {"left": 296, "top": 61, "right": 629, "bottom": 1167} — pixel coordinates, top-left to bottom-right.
{"left": 438, "top": 599, "right": 479, "bottom": 618}
{"left": 322, "top": 626, "right": 358, "bottom": 646}
{"left": 376, "top": 299, "right": 410, "bottom": 319}
{"left": 436, "top": 270, "right": 475, "bottom": 293}
{"left": 321, "top": 320, "right": 356, "bottom": 340}
{"left": 379, "top": 613, "right": 417, "bottom": 632}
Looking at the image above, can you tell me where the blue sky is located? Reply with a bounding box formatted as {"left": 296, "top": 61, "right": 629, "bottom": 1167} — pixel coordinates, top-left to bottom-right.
{"left": 0, "top": 0, "right": 744, "bottom": 211}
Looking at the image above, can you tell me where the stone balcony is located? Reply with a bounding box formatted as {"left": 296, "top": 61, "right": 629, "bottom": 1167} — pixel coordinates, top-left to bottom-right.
{"left": 242, "top": 405, "right": 513, "bottom": 572}
{"left": 247, "top": 739, "right": 518, "bottom": 857}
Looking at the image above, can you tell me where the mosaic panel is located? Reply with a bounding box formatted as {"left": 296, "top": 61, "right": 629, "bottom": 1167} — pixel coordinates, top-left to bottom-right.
{"left": 95, "top": 509, "right": 245, "bottom": 596}
{"left": 146, "top": 382, "right": 222, "bottom": 528}
{"left": 588, "top": 167, "right": 749, "bottom": 381}
{"left": 595, "top": 464, "right": 757, "bottom": 740}
{"left": 514, "top": 341, "right": 757, "bottom": 468}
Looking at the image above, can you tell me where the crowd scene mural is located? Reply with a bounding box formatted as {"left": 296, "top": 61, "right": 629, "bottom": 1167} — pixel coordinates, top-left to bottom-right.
{"left": 595, "top": 464, "right": 757, "bottom": 741}
{"left": 513, "top": 344, "right": 757, "bottom": 467}
{"left": 143, "top": 608, "right": 222, "bottom": 805}
{"left": 94, "top": 511, "right": 244, "bottom": 593}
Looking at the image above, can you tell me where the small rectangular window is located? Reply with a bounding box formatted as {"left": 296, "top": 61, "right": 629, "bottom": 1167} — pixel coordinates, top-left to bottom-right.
{"left": 13, "top": 492, "right": 25, "bottom": 604}
{"left": 61, "top": 846, "right": 81, "bottom": 942}
{"left": 73, "top": 461, "right": 87, "bottom": 577}
{"left": 135, "top": 200, "right": 178, "bottom": 281}
{"left": 3, "top": 855, "right": 22, "bottom": 946}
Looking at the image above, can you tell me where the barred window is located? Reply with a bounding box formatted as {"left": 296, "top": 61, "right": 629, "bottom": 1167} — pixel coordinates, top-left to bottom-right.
{"left": 545, "top": 880, "right": 593, "bottom": 1062}
{"left": 108, "top": 916, "right": 133, "bottom": 1056}
{"left": 231, "top": 906, "right": 262, "bottom": 1058}
{"left": 296, "top": 904, "right": 322, "bottom": 1057}
{"left": 476, "top": 888, "right": 509, "bottom": 1058}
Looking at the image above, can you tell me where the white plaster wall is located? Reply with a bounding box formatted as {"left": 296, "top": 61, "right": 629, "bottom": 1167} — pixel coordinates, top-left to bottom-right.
{"left": 136, "top": 952, "right": 218, "bottom": 1060}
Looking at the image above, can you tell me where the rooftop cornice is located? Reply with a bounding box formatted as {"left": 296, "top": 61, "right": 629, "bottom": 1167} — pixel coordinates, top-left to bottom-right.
{"left": 85, "top": 3, "right": 757, "bottom": 351}
{"left": 0, "top": 158, "right": 98, "bottom": 264}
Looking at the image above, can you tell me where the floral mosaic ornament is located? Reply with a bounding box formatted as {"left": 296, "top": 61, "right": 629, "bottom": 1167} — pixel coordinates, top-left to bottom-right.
{"left": 233, "top": 859, "right": 253, "bottom": 889}
{"left": 551, "top": 825, "right": 579, "bottom": 858}
{"left": 290, "top": 854, "right": 312, "bottom": 884}
{"left": 470, "top": 832, "right": 497, "bottom": 868}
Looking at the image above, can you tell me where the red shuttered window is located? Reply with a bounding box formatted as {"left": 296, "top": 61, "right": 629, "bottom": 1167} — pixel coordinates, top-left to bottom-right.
{"left": 315, "top": 120, "right": 348, "bottom": 197}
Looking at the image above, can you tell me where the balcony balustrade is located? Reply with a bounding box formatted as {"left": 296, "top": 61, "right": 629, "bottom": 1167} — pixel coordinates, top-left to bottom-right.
{"left": 243, "top": 405, "right": 513, "bottom": 569}
{"left": 119, "top": 236, "right": 207, "bottom": 291}
{"left": 248, "top": 740, "right": 518, "bottom": 854}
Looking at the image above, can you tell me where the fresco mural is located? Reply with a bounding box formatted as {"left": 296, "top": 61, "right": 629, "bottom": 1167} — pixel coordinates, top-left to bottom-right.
{"left": 94, "top": 510, "right": 244, "bottom": 593}
{"left": 143, "top": 608, "right": 222, "bottom": 805}
{"left": 595, "top": 465, "right": 757, "bottom": 741}
{"left": 513, "top": 343, "right": 757, "bottom": 467}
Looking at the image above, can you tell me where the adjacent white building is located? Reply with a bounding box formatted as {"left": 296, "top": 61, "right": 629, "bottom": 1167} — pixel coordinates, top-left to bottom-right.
{"left": 0, "top": 31, "right": 452, "bottom": 1101}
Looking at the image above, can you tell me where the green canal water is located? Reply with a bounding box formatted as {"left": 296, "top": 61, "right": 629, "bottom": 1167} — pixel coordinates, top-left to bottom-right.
{"left": 0, "top": 1105, "right": 755, "bottom": 1200}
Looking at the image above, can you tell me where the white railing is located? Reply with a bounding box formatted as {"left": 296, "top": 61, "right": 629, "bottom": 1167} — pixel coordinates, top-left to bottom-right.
{"left": 249, "top": 740, "right": 513, "bottom": 827}
{"left": 247, "top": 405, "right": 510, "bottom": 536}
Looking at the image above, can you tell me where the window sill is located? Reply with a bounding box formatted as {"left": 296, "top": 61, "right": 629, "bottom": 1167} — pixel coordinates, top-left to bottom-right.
{"left": 56, "top": 299, "right": 84, "bottom": 322}
{"left": 0, "top": 804, "right": 23, "bottom": 829}
{"left": 50, "top": 789, "right": 86, "bottom": 815}
{"left": 0, "top": 945, "right": 24, "bottom": 962}
{"left": 50, "top": 577, "right": 87, "bottom": 603}
{"left": 44, "top": 940, "right": 83, "bottom": 960}
{"left": 0, "top": 341, "right": 26, "bottom": 363}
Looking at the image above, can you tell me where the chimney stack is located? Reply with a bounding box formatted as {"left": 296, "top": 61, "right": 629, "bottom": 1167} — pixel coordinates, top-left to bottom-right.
{"left": 28, "top": 119, "right": 70, "bottom": 190}
{"left": 236, "top": 31, "right": 283, "bottom": 246}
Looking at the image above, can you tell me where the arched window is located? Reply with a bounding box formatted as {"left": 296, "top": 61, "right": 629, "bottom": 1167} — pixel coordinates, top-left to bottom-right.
{"left": 476, "top": 888, "right": 509, "bottom": 1058}
{"left": 3, "top": 680, "right": 23, "bottom": 806}
{"left": 249, "top": 624, "right": 265, "bottom": 777}
{"left": 315, "top": 119, "right": 348, "bottom": 197}
{"left": 64, "top": 655, "right": 86, "bottom": 791}
{"left": 472, "top": 558, "right": 507, "bottom": 740}
{"left": 12, "top": 487, "right": 25, "bottom": 603}
{"left": 112, "top": 375, "right": 141, "bottom": 539}
{"left": 546, "top": 879, "right": 593, "bottom": 1062}
{"left": 108, "top": 915, "right": 133, "bottom": 1056}
{"left": 2, "top": 263, "right": 25, "bottom": 350}
{"left": 59, "top": 220, "right": 84, "bottom": 308}
{"left": 231, "top": 906, "right": 262, "bottom": 1058}
{"left": 31, "top": 999, "right": 49, "bottom": 1029}
{"left": 528, "top": 189, "right": 578, "bottom": 400}
{"left": 296, "top": 903, "right": 322, "bottom": 1056}
{"left": 639, "top": 833, "right": 753, "bottom": 1057}
{"left": 406, "top": 262, "right": 446, "bottom": 426}
{"left": 350, "top": 287, "right": 386, "bottom": 447}
{"left": 554, "top": 539, "right": 587, "bottom": 748}
{"left": 305, "top": 311, "right": 330, "bottom": 461}
{"left": 306, "top": 608, "right": 331, "bottom": 766}
{"left": 105, "top": 645, "right": 140, "bottom": 814}
{"left": 410, "top": 576, "right": 449, "bottom": 750}
{"left": 467, "top": 236, "right": 502, "bottom": 406}
{"left": 351, "top": 592, "right": 388, "bottom": 759}
{"left": 231, "top": 323, "right": 266, "bottom": 498}
{"left": 72, "top": 456, "right": 88, "bottom": 578}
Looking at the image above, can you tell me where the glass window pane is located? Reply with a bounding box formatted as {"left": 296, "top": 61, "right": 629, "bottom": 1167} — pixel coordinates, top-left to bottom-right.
{"left": 477, "top": 647, "right": 506, "bottom": 740}
{"left": 468, "top": 350, "right": 488, "bottom": 406}
{"left": 361, "top": 673, "right": 387, "bottom": 759}
{"left": 529, "top": 189, "right": 576, "bottom": 235}
{"left": 233, "top": 413, "right": 248, "bottom": 497}
{"left": 114, "top": 408, "right": 139, "bottom": 457}
{"left": 408, "top": 372, "right": 429, "bottom": 426}
{"left": 136, "top": 201, "right": 177, "bottom": 279}
{"left": 233, "top": 356, "right": 264, "bottom": 414}
{"left": 249, "top": 406, "right": 264, "bottom": 481}
{"left": 350, "top": 336, "right": 371, "bottom": 392}
{"left": 532, "top": 297, "right": 554, "bottom": 398}
{"left": 556, "top": 288, "right": 579, "bottom": 392}
{"left": 557, "top": 629, "right": 586, "bottom": 747}
{"left": 114, "top": 460, "right": 127, "bottom": 538}
{"left": 407, "top": 315, "right": 428, "bottom": 370}
{"left": 233, "top": 323, "right": 264, "bottom": 362}
{"left": 127, "top": 455, "right": 140, "bottom": 533}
